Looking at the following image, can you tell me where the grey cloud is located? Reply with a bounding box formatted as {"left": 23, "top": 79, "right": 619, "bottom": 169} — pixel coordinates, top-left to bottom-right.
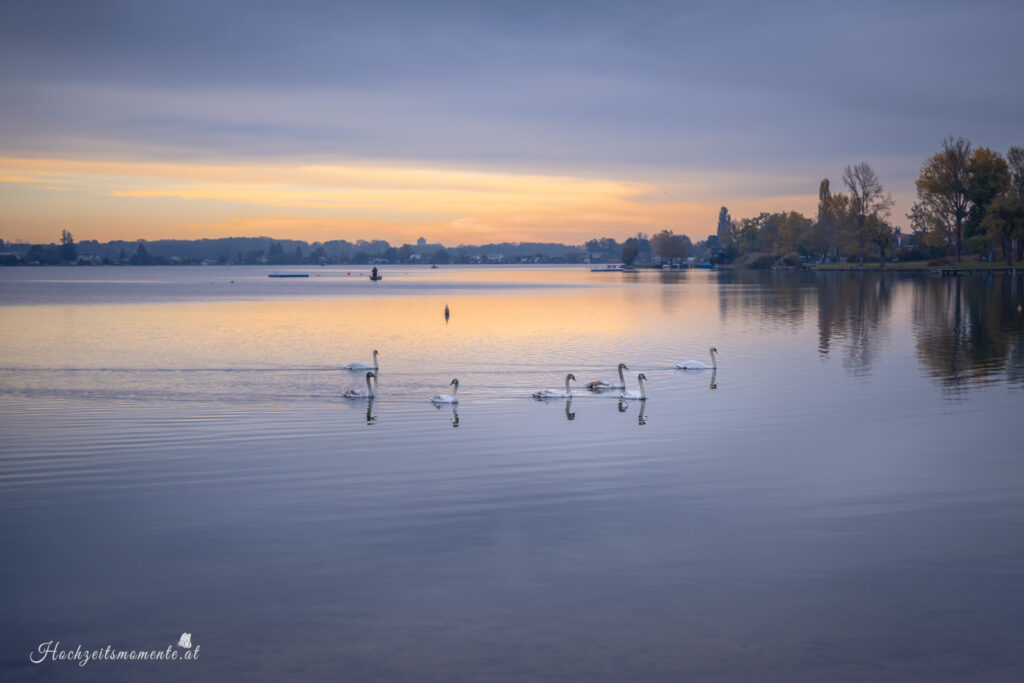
{"left": 1, "top": 0, "right": 1021, "bottom": 198}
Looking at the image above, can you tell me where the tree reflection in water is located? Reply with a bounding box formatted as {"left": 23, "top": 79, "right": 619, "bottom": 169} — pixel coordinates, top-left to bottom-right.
{"left": 913, "top": 274, "right": 1024, "bottom": 393}
{"left": 816, "top": 272, "right": 893, "bottom": 376}
{"left": 715, "top": 270, "right": 1023, "bottom": 391}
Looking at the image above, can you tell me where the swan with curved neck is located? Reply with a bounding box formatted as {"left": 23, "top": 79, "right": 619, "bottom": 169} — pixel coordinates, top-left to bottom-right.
{"left": 620, "top": 373, "right": 648, "bottom": 400}
{"left": 586, "top": 363, "right": 629, "bottom": 390}
{"left": 533, "top": 373, "right": 576, "bottom": 399}
{"left": 343, "top": 371, "right": 376, "bottom": 399}
{"left": 345, "top": 350, "right": 379, "bottom": 370}
{"left": 431, "top": 379, "right": 459, "bottom": 404}
{"left": 676, "top": 347, "right": 717, "bottom": 370}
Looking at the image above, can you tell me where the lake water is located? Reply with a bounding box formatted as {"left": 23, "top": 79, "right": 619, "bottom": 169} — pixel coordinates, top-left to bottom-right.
{"left": 1, "top": 265, "right": 1022, "bottom": 681}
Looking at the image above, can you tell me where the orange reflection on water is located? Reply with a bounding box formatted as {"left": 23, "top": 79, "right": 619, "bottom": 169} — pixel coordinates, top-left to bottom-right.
{"left": 0, "top": 271, "right": 724, "bottom": 375}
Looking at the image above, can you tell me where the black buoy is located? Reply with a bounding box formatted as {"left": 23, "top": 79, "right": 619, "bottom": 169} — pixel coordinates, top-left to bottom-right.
{"left": 444, "top": 304, "right": 450, "bottom": 322}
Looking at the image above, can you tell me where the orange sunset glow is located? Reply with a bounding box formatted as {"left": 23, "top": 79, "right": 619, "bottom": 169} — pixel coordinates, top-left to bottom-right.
{"left": 0, "top": 155, "right": 822, "bottom": 245}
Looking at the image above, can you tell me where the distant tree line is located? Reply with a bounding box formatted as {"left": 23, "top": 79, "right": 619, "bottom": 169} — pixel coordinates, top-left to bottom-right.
{"left": 585, "top": 230, "right": 693, "bottom": 266}
{"left": 5, "top": 138, "right": 1020, "bottom": 268}
{"left": 0, "top": 235, "right": 591, "bottom": 266}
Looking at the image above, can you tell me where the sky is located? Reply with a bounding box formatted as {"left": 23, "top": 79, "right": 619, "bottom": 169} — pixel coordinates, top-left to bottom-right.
{"left": 1, "top": 0, "right": 1021, "bottom": 246}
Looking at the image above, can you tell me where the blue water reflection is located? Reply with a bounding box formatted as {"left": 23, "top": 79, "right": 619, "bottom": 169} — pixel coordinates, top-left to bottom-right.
{"left": 1, "top": 266, "right": 1022, "bottom": 681}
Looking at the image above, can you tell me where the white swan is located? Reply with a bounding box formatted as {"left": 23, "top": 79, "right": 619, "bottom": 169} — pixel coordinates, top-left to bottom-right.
{"left": 620, "top": 373, "right": 648, "bottom": 400}
{"left": 586, "top": 363, "right": 629, "bottom": 390}
{"left": 430, "top": 378, "right": 460, "bottom": 404}
{"left": 343, "top": 371, "right": 376, "bottom": 399}
{"left": 345, "top": 349, "right": 379, "bottom": 370}
{"left": 532, "top": 373, "right": 576, "bottom": 399}
{"left": 675, "top": 347, "right": 717, "bottom": 370}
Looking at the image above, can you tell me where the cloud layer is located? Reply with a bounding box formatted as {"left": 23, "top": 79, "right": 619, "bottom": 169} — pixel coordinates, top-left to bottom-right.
{"left": 1, "top": 0, "right": 1021, "bottom": 243}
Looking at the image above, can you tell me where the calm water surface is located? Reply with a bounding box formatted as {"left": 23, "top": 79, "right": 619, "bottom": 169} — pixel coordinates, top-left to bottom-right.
{"left": 1, "top": 265, "right": 1022, "bottom": 682}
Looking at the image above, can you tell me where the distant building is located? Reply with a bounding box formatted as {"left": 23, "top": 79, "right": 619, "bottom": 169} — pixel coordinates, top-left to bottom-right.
{"left": 893, "top": 230, "right": 913, "bottom": 247}
{"left": 417, "top": 237, "right": 426, "bottom": 247}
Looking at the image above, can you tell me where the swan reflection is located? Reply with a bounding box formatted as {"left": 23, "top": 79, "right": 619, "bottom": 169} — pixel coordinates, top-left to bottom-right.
{"left": 616, "top": 399, "right": 647, "bottom": 425}
{"left": 433, "top": 402, "right": 459, "bottom": 428}
{"left": 365, "top": 398, "right": 377, "bottom": 425}
{"left": 565, "top": 397, "right": 575, "bottom": 421}
{"left": 709, "top": 369, "right": 718, "bottom": 390}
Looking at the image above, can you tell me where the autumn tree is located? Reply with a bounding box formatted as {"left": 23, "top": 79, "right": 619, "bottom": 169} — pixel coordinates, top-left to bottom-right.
{"left": 910, "top": 137, "right": 972, "bottom": 262}
{"left": 843, "top": 162, "right": 893, "bottom": 264}
{"left": 757, "top": 212, "right": 784, "bottom": 253}
{"left": 776, "top": 212, "right": 813, "bottom": 256}
{"left": 863, "top": 216, "right": 894, "bottom": 268}
{"left": 650, "top": 230, "right": 689, "bottom": 259}
{"left": 735, "top": 214, "right": 765, "bottom": 254}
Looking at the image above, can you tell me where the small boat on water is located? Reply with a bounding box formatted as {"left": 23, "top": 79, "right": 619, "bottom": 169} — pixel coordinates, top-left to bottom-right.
{"left": 268, "top": 273, "right": 309, "bottom": 278}
{"left": 369, "top": 266, "right": 383, "bottom": 281}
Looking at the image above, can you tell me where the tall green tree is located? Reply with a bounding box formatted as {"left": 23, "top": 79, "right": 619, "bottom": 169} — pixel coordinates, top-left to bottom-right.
{"left": 843, "top": 162, "right": 893, "bottom": 264}
{"left": 130, "top": 241, "right": 151, "bottom": 265}
{"left": 910, "top": 137, "right": 972, "bottom": 262}
{"left": 716, "top": 207, "right": 733, "bottom": 242}
{"left": 1007, "top": 145, "right": 1024, "bottom": 198}
{"left": 621, "top": 233, "right": 651, "bottom": 264}
{"left": 981, "top": 195, "right": 1024, "bottom": 266}
{"left": 965, "top": 147, "right": 1011, "bottom": 240}
{"left": 815, "top": 179, "right": 841, "bottom": 260}
{"left": 60, "top": 229, "right": 77, "bottom": 262}
{"left": 620, "top": 241, "right": 638, "bottom": 266}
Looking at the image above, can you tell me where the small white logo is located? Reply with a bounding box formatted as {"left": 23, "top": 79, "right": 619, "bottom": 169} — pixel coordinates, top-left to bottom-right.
{"left": 177, "top": 633, "right": 192, "bottom": 649}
